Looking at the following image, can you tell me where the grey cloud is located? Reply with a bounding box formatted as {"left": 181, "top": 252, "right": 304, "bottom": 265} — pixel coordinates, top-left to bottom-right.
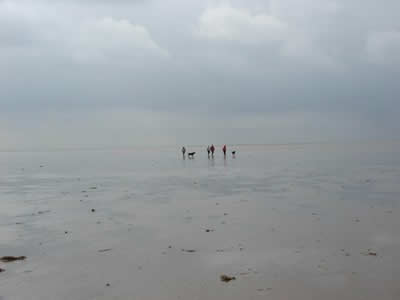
{"left": 0, "top": 0, "right": 399, "bottom": 149}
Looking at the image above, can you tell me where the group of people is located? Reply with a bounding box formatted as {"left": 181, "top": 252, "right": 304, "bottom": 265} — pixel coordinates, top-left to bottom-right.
{"left": 181, "top": 144, "right": 233, "bottom": 159}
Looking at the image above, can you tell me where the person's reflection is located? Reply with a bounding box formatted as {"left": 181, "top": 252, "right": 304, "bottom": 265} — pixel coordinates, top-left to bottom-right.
{"left": 223, "top": 155, "right": 227, "bottom": 167}
{"left": 208, "top": 155, "right": 215, "bottom": 167}
{"left": 181, "top": 154, "right": 186, "bottom": 167}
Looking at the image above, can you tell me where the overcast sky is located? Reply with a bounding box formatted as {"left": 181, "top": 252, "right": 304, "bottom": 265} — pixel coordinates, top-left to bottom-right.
{"left": 1, "top": 0, "right": 399, "bottom": 149}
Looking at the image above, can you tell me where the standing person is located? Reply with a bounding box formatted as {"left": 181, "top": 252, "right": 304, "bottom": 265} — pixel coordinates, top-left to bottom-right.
{"left": 181, "top": 146, "right": 186, "bottom": 158}
{"left": 210, "top": 144, "right": 215, "bottom": 157}
{"left": 207, "top": 145, "right": 211, "bottom": 158}
{"left": 222, "top": 144, "right": 227, "bottom": 157}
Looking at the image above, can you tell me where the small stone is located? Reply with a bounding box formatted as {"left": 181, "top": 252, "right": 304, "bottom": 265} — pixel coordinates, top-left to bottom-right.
{"left": 91, "top": 209, "right": 96, "bottom": 212}
{"left": 98, "top": 248, "right": 112, "bottom": 253}
{"left": 106, "top": 283, "right": 110, "bottom": 287}
{"left": 361, "top": 249, "right": 378, "bottom": 256}
{"left": 220, "top": 274, "right": 236, "bottom": 282}
{"left": 0, "top": 256, "right": 26, "bottom": 263}
{"left": 181, "top": 249, "right": 196, "bottom": 253}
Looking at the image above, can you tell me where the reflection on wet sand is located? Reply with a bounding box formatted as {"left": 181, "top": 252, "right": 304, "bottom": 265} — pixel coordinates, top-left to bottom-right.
{"left": 0, "top": 142, "right": 399, "bottom": 300}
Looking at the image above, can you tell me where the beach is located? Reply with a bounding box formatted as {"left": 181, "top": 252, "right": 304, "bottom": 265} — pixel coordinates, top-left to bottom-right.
{"left": 0, "top": 142, "right": 399, "bottom": 300}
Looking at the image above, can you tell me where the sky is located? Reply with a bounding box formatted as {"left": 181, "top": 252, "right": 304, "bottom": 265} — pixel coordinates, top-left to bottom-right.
{"left": 0, "top": 0, "right": 399, "bottom": 149}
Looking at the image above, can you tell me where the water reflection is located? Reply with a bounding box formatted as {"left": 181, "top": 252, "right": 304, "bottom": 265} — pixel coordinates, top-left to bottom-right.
{"left": 208, "top": 156, "right": 215, "bottom": 168}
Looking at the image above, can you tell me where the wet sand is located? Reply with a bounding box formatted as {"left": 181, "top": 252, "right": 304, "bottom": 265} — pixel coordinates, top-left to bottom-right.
{"left": 0, "top": 143, "right": 399, "bottom": 299}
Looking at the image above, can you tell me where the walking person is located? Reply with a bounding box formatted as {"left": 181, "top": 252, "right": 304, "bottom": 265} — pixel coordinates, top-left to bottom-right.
{"left": 207, "top": 145, "right": 211, "bottom": 158}
{"left": 181, "top": 146, "right": 186, "bottom": 158}
{"left": 222, "top": 144, "right": 227, "bottom": 157}
{"left": 210, "top": 144, "right": 215, "bottom": 157}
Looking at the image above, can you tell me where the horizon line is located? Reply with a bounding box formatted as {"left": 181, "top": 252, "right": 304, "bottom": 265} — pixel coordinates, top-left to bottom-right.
{"left": 0, "top": 139, "right": 399, "bottom": 153}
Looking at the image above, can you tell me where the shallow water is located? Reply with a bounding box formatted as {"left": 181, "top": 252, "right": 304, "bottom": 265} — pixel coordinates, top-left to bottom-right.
{"left": 0, "top": 143, "right": 399, "bottom": 300}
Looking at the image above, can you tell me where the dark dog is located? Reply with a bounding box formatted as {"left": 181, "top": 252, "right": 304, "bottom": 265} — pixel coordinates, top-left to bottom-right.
{"left": 188, "top": 152, "right": 196, "bottom": 158}
{"left": 232, "top": 151, "right": 236, "bottom": 155}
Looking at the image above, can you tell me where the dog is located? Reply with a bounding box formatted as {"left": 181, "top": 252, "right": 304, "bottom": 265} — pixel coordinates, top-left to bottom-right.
{"left": 188, "top": 152, "right": 196, "bottom": 158}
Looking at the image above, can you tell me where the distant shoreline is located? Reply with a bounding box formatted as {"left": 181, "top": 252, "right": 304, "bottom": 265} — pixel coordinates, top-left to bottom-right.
{"left": 1, "top": 139, "right": 399, "bottom": 153}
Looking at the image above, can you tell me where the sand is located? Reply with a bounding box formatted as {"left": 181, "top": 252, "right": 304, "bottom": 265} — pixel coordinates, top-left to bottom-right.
{"left": 0, "top": 142, "right": 399, "bottom": 299}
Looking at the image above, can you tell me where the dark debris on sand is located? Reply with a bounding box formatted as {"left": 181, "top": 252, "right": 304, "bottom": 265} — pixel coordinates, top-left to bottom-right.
{"left": 361, "top": 249, "right": 378, "bottom": 256}
{"left": 98, "top": 248, "right": 112, "bottom": 253}
{"left": 220, "top": 274, "right": 236, "bottom": 282}
{"left": 0, "top": 256, "right": 26, "bottom": 263}
{"left": 181, "top": 249, "right": 196, "bottom": 253}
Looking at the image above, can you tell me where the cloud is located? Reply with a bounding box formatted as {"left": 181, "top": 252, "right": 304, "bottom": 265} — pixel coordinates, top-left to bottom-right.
{"left": 0, "top": 1, "right": 168, "bottom": 63}
{"left": 366, "top": 31, "right": 400, "bottom": 65}
{"left": 0, "top": 1, "right": 44, "bottom": 48}
{"left": 70, "top": 17, "right": 169, "bottom": 63}
{"left": 196, "top": 4, "right": 287, "bottom": 44}
{"left": 195, "top": 3, "right": 335, "bottom": 67}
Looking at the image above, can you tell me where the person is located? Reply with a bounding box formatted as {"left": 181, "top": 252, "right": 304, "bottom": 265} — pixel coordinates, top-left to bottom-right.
{"left": 207, "top": 145, "right": 211, "bottom": 158}
{"left": 181, "top": 146, "right": 186, "bottom": 158}
{"left": 210, "top": 144, "right": 215, "bottom": 157}
{"left": 222, "top": 144, "right": 227, "bottom": 157}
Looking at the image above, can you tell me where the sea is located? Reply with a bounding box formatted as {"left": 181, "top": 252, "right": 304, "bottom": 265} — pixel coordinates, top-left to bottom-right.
{"left": 0, "top": 142, "right": 399, "bottom": 300}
